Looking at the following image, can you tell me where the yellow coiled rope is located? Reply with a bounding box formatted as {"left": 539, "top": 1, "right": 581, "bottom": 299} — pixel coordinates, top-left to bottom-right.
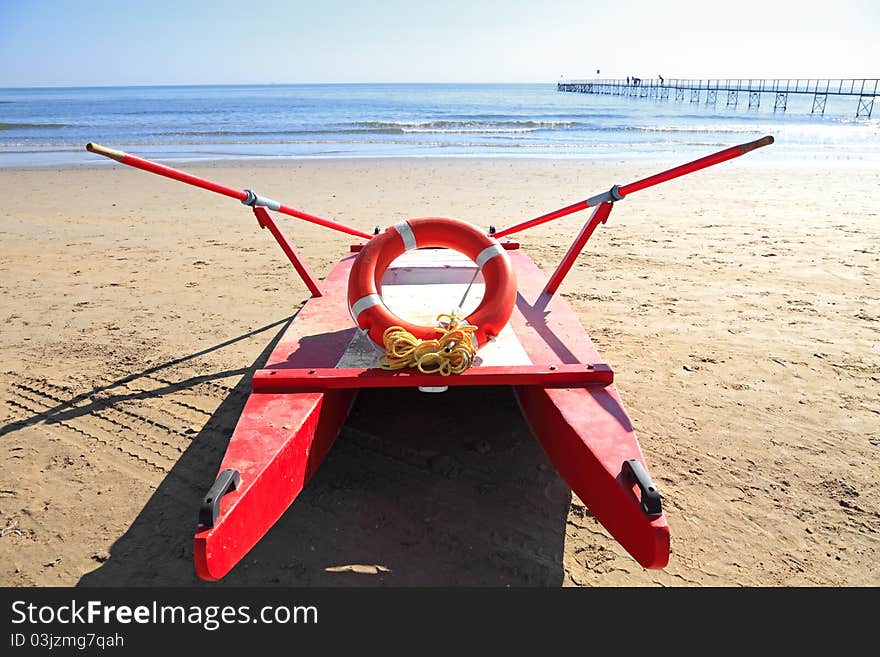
{"left": 378, "top": 314, "right": 478, "bottom": 376}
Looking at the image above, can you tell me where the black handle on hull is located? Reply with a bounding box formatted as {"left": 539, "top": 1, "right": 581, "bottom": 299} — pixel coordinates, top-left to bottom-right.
{"left": 199, "top": 469, "right": 241, "bottom": 528}
{"left": 622, "top": 459, "right": 663, "bottom": 517}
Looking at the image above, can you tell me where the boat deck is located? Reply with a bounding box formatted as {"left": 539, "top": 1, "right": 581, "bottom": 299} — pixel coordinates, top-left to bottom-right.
{"left": 257, "top": 246, "right": 614, "bottom": 389}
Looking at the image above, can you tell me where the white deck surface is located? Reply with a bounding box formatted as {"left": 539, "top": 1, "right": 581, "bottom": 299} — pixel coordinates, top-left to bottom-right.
{"left": 336, "top": 248, "right": 531, "bottom": 368}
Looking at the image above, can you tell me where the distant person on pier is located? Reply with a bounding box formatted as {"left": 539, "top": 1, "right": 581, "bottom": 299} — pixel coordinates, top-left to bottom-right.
{"left": 627, "top": 76, "right": 630, "bottom": 85}
{"left": 659, "top": 75, "right": 664, "bottom": 85}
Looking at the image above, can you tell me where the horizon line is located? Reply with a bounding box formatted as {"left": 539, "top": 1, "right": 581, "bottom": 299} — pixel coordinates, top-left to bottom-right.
{"left": 0, "top": 81, "right": 558, "bottom": 91}
{"left": 3, "top": 77, "right": 873, "bottom": 91}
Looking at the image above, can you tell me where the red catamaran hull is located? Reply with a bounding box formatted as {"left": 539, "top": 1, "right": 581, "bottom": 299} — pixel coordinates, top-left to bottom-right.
{"left": 194, "top": 247, "right": 668, "bottom": 581}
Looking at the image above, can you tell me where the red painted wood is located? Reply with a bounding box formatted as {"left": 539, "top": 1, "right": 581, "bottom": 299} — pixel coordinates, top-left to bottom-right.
{"left": 506, "top": 249, "right": 670, "bottom": 568}
{"left": 261, "top": 256, "right": 359, "bottom": 371}
{"left": 194, "top": 388, "right": 355, "bottom": 581}
{"left": 251, "top": 363, "right": 613, "bottom": 392}
{"left": 515, "top": 386, "right": 669, "bottom": 568}
{"left": 543, "top": 202, "right": 613, "bottom": 295}
{"left": 194, "top": 254, "right": 359, "bottom": 581}
{"left": 253, "top": 207, "right": 323, "bottom": 297}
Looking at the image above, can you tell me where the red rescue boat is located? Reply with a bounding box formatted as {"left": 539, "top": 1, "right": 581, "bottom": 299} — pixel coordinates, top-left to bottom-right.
{"left": 85, "top": 136, "right": 774, "bottom": 581}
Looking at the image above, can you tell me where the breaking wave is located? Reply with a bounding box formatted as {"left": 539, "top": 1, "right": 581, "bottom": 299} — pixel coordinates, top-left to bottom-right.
{"left": 353, "top": 120, "right": 576, "bottom": 133}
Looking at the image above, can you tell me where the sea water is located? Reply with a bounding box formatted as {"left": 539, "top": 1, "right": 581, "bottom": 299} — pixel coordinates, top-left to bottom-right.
{"left": 1, "top": 83, "right": 877, "bottom": 167}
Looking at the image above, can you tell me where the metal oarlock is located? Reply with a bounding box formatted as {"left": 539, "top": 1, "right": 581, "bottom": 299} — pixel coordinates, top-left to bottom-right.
{"left": 586, "top": 184, "right": 625, "bottom": 207}
{"left": 242, "top": 189, "right": 281, "bottom": 211}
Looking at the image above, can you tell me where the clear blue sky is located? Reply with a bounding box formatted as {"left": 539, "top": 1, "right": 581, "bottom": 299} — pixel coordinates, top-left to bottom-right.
{"left": 1, "top": 0, "right": 876, "bottom": 86}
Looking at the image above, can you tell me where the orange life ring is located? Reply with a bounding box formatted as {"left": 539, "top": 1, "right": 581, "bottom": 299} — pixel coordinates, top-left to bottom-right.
{"left": 347, "top": 217, "right": 517, "bottom": 348}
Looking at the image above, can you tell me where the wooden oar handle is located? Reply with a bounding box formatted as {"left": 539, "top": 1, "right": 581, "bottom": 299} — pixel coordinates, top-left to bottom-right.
{"left": 86, "top": 142, "right": 127, "bottom": 162}
{"left": 738, "top": 135, "right": 774, "bottom": 154}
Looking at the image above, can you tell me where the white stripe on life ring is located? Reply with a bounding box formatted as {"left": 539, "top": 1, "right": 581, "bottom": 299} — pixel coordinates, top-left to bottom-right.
{"left": 475, "top": 243, "right": 505, "bottom": 267}
{"left": 351, "top": 293, "right": 383, "bottom": 318}
{"left": 394, "top": 221, "right": 417, "bottom": 251}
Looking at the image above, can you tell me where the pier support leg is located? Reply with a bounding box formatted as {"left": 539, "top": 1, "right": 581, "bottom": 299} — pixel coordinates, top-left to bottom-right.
{"left": 857, "top": 95, "right": 875, "bottom": 118}
{"left": 748, "top": 91, "right": 761, "bottom": 110}
{"left": 774, "top": 92, "right": 788, "bottom": 112}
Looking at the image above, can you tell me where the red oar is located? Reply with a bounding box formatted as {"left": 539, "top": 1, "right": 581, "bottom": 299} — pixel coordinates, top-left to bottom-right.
{"left": 85, "top": 143, "right": 372, "bottom": 240}
{"left": 494, "top": 135, "right": 774, "bottom": 238}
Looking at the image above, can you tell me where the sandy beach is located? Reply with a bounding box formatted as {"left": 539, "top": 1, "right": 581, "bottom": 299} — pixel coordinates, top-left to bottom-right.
{"left": 0, "top": 155, "right": 877, "bottom": 586}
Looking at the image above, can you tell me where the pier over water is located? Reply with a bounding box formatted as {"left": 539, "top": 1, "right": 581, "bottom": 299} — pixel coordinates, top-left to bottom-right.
{"left": 558, "top": 78, "right": 879, "bottom": 118}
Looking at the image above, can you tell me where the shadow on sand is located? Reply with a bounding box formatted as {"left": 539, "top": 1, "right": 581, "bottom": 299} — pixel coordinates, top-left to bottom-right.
{"left": 78, "top": 323, "right": 570, "bottom": 587}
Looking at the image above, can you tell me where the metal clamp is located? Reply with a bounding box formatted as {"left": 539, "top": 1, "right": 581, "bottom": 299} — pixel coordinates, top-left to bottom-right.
{"left": 242, "top": 189, "right": 281, "bottom": 211}
{"left": 586, "top": 184, "right": 626, "bottom": 207}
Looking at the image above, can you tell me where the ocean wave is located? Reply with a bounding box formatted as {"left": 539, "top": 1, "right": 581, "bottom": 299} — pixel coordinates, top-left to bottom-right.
{"left": 354, "top": 119, "right": 576, "bottom": 132}
{"left": 397, "top": 128, "right": 544, "bottom": 134}
{"left": 151, "top": 122, "right": 578, "bottom": 137}
{"left": 160, "top": 129, "right": 332, "bottom": 136}
{"left": 0, "top": 122, "right": 68, "bottom": 130}
{"left": 620, "top": 125, "right": 755, "bottom": 134}
{"left": 158, "top": 128, "right": 423, "bottom": 137}
{"left": 445, "top": 112, "right": 624, "bottom": 121}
